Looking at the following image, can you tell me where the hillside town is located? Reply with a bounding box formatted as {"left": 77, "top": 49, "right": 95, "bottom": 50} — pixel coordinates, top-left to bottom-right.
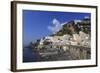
{"left": 29, "top": 17, "right": 91, "bottom": 61}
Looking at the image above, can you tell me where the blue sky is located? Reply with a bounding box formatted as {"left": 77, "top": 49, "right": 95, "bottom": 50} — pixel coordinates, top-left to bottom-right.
{"left": 23, "top": 10, "right": 91, "bottom": 46}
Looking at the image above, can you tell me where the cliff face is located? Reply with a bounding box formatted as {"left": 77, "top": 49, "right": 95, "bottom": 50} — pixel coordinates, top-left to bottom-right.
{"left": 52, "top": 18, "right": 90, "bottom": 36}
